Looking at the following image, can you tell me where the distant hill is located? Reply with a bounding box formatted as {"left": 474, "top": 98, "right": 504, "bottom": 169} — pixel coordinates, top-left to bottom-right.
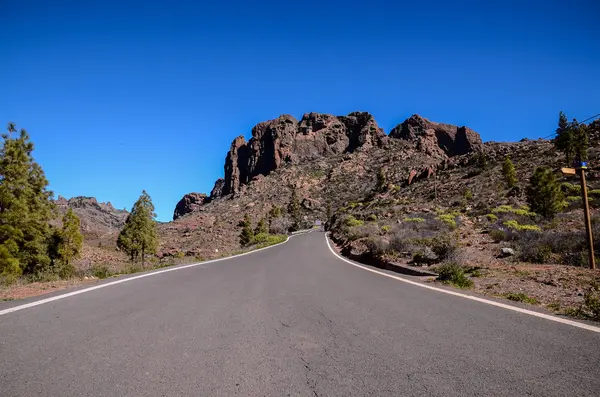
{"left": 54, "top": 196, "right": 128, "bottom": 242}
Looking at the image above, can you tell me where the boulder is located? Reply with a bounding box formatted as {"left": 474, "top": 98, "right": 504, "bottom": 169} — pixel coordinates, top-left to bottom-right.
{"left": 500, "top": 247, "right": 515, "bottom": 257}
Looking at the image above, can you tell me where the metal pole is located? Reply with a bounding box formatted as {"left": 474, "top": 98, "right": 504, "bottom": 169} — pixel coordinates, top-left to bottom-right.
{"left": 580, "top": 168, "right": 596, "bottom": 269}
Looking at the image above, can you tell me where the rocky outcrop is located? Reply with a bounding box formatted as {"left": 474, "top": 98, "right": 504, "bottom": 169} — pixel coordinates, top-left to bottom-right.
{"left": 338, "top": 112, "right": 387, "bottom": 152}
{"left": 217, "top": 111, "right": 386, "bottom": 197}
{"left": 173, "top": 193, "right": 209, "bottom": 220}
{"left": 54, "top": 196, "right": 129, "bottom": 237}
{"left": 210, "top": 178, "right": 225, "bottom": 199}
{"left": 390, "top": 114, "right": 482, "bottom": 158}
{"left": 223, "top": 136, "right": 250, "bottom": 196}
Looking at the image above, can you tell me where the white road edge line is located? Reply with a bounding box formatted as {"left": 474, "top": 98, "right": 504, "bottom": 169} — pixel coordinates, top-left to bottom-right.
{"left": 0, "top": 235, "right": 294, "bottom": 317}
{"left": 325, "top": 233, "right": 600, "bottom": 333}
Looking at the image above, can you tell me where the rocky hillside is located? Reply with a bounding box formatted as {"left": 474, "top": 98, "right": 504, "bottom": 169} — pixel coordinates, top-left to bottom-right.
{"left": 55, "top": 196, "right": 129, "bottom": 241}
{"left": 162, "top": 112, "right": 485, "bottom": 258}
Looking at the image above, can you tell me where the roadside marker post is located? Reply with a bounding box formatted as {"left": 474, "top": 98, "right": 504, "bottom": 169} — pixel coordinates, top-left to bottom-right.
{"left": 563, "top": 163, "right": 596, "bottom": 269}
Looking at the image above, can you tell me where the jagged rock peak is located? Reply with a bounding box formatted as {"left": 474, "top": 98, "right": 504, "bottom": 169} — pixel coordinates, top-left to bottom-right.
{"left": 217, "top": 111, "right": 386, "bottom": 197}
{"left": 389, "top": 114, "right": 482, "bottom": 158}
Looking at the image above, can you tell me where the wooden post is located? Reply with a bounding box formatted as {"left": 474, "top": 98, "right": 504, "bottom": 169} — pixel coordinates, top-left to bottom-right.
{"left": 579, "top": 167, "right": 596, "bottom": 269}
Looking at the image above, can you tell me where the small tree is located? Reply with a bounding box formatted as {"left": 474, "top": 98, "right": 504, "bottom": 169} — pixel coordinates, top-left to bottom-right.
{"left": 554, "top": 111, "right": 575, "bottom": 164}
{"left": 269, "top": 206, "right": 282, "bottom": 219}
{"left": 117, "top": 191, "right": 158, "bottom": 267}
{"left": 476, "top": 152, "right": 488, "bottom": 170}
{"left": 376, "top": 168, "right": 387, "bottom": 191}
{"left": 288, "top": 188, "right": 302, "bottom": 232}
{"left": 254, "top": 218, "right": 268, "bottom": 235}
{"left": 56, "top": 209, "right": 83, "bottom": 277}
{"left": 527, "top": 167, "right": 564, "bottom": 218}
{"left": 239, "top": 214, "right": 254, "bottom": 246}
{"left": 502, "top": 156, "right": 517, "bottom": 188}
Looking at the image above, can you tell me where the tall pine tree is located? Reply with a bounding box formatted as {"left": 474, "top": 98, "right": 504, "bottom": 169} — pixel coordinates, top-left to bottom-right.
{"left": 288, "top": 188, "right": 302, "bottom": 232}
{"left": 0, "top": 124, "right": 54, "bottom": 278}
{"left": 117, "top": 191, "right": 158, "bottom": 267}
{"left": 554, "top": 111, "right": 575, "bottom": 165}
{"left": 502, "top": 156, "right": 517, "bottom": 188}
{"left": 239, "top": 214, "right": 254, "bottom": 246}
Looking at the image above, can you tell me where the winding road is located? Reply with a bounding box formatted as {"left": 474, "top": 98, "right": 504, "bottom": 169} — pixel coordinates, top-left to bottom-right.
{"left": 1, "top": 231, "right": 599, "bottom": 396}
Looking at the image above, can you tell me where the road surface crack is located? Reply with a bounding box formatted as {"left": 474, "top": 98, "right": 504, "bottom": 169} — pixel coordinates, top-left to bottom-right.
{"left": 300, "top": 357, "right": 320, "bottom": 397}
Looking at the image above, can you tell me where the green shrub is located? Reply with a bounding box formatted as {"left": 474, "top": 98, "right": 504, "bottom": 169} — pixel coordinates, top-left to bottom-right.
{"left": 504, "top": 292, "right": 539, "bottom": 305}
{"left": 491, "top": 205, "right": 536, "bottom": 217}
{"left": 367, "top": 214, "right": 378, "bottom": 221}
{"left": 255, "top": 234, "right": 287, "bottom": 249}
{"left": 519, "top": 243, "right": 552, "bottom": 264}
{"left": 403, "top": 217, "right": 425, "bottom": 223}
{"left": 411, "top": 233, "right": 457, "bottom": 262}
{"left": 175, "top": 251, "right": 185, "bottom": 258}
{"left": 502, "top": 220, "right": 542, "bottom": 232}
{"left": 527, "top": 166, "right": 564, "bottom": 218}
{"left": 486, "top": 213, "right": 498, "bottom": 222}
{"left": 436, "top": 213, "right": 457, "bottom": 229}
{"left": 252, "top": 232, "right": 270, "bottom": 245}
{"left": 582, "top": 287, "right": 600, "bottom": 321}
{"left": 365, "top": 237, "right": 389, "bottom": 256}
{"left": 489, "top": 229, "right": 507, "bottom": 242}
{"left": 588, "top": 189, "right": 600, "bottom": 197}
{"left": 412, "top": 247, "right": 438, "bottom": 265}
{"left": 560, "top": 182, "right": 581, "bottom": 196}
{"left": 437, "top": 263, "right": 473, "bottom": 289}
{"left": 91, "top": 265, "right": 111, "bottom": 279}
{"left": 343, "top": 216, "right": 364, "bottom": 227}
{"left": 381, "top": 225, "right": 391, "bottom": 233}
{"left": 464, "top": 189, "right": 473, "bottom": 201}
{"left": 566, "top": 196, "right": 582, "bottom": 202}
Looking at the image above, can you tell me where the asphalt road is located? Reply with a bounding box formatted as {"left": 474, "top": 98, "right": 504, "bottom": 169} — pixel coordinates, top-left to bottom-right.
{"left": 1, "top": 231, "right": 599, "bottom": 396}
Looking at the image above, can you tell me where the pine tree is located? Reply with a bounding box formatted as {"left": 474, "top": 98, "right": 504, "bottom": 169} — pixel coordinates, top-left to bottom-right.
{"left": 554, "top": 111, "right": 575, "bottom": 165}
{"left": 117, "top": 191, "right": 158, "bottom": 267}
{"left": 268, "top": 206, "right": 282, "bottom": 219}
{"left": 254, "top": 218, "right": 268, "bottom": 235}
{"left": 502, "top": 156, "right": 517, "bottom": 188}
{"left": 239, "top": 214, "right": 254, "bottom": 246}
{"left": 56, "top": 209, "right": 83, "bottom": 277}
{"left": 0, "top": 124, "right": 54, "bottom": 277}
{"left": 527, "top": 167, "right": 564, "bottom": 218}
{"left": 376, "top": 168, "right": 387, "bottom": 191}
{"left": 288, "top": 188, "right": 302, "bottom": 232}
{"left": 572, "top": 120, "right": 588, "bottom": 162}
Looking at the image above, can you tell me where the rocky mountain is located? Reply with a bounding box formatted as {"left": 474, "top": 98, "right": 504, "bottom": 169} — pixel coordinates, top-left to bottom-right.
{"left": 161, "top": 111, "right": 485, "bottom": 258}
{"left": 55, "top": 196, "right": 129, "bottom": 241}
{"left": 175, "top": 112, "right": 482, "bottom": 219}
{"left": 216, "top": 112, "right": 388, "bottom": 198}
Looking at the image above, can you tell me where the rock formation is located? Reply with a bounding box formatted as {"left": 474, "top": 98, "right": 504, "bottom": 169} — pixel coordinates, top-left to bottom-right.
{"left": 218, "top": 111, "right": 387, "bottom": 197}
{"left": 389, "top": 114, "right": 482, "bottom": 158}
{"left": 173, "top": 193, "right": 209, "bottom": 220}
{"left": 174, "top": 112, "right": 483, "bottom": 219}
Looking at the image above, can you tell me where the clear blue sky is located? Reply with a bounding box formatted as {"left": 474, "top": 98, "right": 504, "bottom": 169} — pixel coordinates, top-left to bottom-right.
{"left": 1, "top": 0, "right": 599, "bottom": 221}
